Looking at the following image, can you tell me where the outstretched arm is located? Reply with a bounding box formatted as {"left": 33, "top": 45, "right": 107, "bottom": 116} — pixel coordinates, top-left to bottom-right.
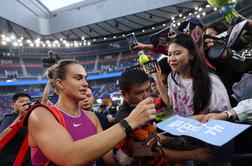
{"left": 200, "top": 99, "right": 252, "bottom": 124}
{"left": 131, "top": 42, "right": 155, "bottom": 52}
{"left": 28, "top": 97, "right": 156, "bottom": 165}
{"left": 41, "top": 79, "right": 53, "bottom": 104}
{"left": 152, "top": 65, "right": 171, "bottom": 106}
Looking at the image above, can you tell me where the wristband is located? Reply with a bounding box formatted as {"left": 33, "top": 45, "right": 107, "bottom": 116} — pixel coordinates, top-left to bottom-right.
{"left": 119, "top": 119, "right": 133, "bottom": 136}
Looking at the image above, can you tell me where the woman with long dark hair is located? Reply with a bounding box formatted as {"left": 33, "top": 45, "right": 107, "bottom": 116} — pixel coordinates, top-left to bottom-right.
{"left": 154, "top": 33, "right": 230, "bottom": 117}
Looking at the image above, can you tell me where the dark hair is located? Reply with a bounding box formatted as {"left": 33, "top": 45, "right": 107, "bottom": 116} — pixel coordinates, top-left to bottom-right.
{"left": 170, "top": 33, "right": 211, "bottom": 114}
{"left": 119, "top": 68, "right": 149, "bottom": 93}
{"left": 207, "top": 23, "right": 227, "bottom": 34}
{"left": 47, "top": 59, "right": 79, "bottom": 81}
{"left": 158, "top": 57, "right": 172, "bottom": 75}
{"left": 87, "top": 85, "right": 93, "bottom": 92}
{"left": 12, "top": 93, "right": 31, "bottom": 102}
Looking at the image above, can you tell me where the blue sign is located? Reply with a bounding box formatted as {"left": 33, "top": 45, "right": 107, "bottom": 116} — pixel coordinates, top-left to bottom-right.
{"left": 157, "top": 115, "right": 250, "bottom": 146}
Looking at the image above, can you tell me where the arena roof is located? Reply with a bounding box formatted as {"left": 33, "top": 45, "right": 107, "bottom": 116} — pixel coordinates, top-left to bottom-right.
{"left": 0, "top": 0, "right": 208, "bottom": 42}
{"left": 39, "top": 0, "right": 86, "bottom": 12}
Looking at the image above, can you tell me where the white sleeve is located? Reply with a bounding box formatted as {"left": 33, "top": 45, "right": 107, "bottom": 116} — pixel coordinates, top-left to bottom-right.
{"left": 167, "top": 73, "right": 173, "bottom": 97}
{"left": 208, "top": 74, "right": 231, "bottom": 112}
{"left": 233, "top": 98, "right": 252, "bottom": 124}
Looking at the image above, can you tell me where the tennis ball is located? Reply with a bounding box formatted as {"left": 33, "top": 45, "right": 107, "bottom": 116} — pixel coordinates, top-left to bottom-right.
{"left": 138, "top": 54, "right": 150, "bottom": 64}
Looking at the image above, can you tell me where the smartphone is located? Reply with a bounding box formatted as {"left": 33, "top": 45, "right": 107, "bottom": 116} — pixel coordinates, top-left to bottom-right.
{"left": 125, "top": 60, "right": 157, "bottom": 75}
{"left": 142, "top": 60, "right": 158, "bottom": 75}
{"left": 125, "top": 33, "right": 138, "bottom": 49}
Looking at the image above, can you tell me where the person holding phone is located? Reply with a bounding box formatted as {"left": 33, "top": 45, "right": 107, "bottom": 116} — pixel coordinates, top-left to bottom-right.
{"left": 131, "top": 17, "right": 215, "bottom": 71}
{"left": 125, "top": 33, "right": 138, "bottom": 50}
{"left": 0, "top": 93, "right": 31, "bottom": 165}
{"left": 0, "top": 93, "right": 31, "bottom": 133}
{"left": 154, "top": 33, "right": 230, "bottom": 117}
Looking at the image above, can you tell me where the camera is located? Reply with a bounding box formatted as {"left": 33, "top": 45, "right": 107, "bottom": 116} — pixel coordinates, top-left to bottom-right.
{"left": 42, "top": 51, "right": 60, "bottom": 68}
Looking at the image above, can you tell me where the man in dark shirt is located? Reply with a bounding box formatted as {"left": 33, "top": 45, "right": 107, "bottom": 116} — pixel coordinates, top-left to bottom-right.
{"left": 0, "top": 93, "right": 31, "bottom": 165}
{"left": 0, "top": 93, "right": 31, "bottom": 133}
{"left": 114, "top": 68, "right": 163, "bottom": 166}
{"left": 114, "top": 68, "right": 150, "bottom": 124}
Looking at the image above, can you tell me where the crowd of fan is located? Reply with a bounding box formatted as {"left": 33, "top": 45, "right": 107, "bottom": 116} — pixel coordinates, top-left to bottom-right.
{"left": 0, "top": 13, "right": 252, "bottom": 166}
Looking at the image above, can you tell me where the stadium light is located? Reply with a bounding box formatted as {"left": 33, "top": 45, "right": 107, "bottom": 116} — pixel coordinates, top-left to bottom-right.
{"left": 0, "top": 2, "right": 217, "bottom": 49}
{"left": 26, "top": 39, "right": 31, "bottom": 43}
{"left": 1, "top": 41, "right": 7, "bottom": 45}
{"left": 5, "top": 37, "right": 11, "bottom": 42}
{"left": 10, "top": 35, "right": 16, "bottom": 40}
